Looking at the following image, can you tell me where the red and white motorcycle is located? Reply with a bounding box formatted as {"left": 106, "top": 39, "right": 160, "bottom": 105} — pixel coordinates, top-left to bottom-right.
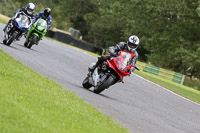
{"left": 82, "top": 50, "right": 139, "bottom": 94}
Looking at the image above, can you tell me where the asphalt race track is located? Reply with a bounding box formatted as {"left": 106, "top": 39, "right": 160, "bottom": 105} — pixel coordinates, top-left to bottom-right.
{"left": 0, "top": 22, "right": 200, "bottom": 133}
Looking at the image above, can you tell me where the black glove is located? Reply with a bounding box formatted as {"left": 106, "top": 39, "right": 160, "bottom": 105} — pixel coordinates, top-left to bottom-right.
{"left": 129, "top": 67, "right": 135, "bottom": 75}
{"left": 131, "top": 67, "right": 135, "bottom": 72}
{"left": 110, "top": 52, "right": 118, "bottom": 57}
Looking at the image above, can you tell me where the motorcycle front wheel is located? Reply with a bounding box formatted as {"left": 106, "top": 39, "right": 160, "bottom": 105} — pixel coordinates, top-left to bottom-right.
{"left": 93, "top": 75, "right": 115, "bottom": 94}
{"left": 27, "top": 35, "right": 39, "bottom": 49}
{"left": 5, "top": 32, "right": 17, "bottom": 46}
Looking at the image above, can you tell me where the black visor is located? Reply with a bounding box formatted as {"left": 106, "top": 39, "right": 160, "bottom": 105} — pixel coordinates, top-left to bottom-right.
{"left": 128, "top": 42, "right": 137, "bottom": 48}
{"left": 28, "top": 8, "right": 33, "bottom": 12}
{"left": 44, "top": 12, "right": 50, "bottom": 18}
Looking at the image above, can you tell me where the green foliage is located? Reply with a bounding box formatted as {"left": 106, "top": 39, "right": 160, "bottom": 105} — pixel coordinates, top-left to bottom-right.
{"left": 0, "top": 0, "right": 21, "bottom": 17}
{"left": 127, "top": 0, "right": 200, "bottom": 79}
{"left": 0, "top": 17, "right": 7, "bottom": 24}
{"left": 184, "top": 76, "right": 200, "bottom": 91}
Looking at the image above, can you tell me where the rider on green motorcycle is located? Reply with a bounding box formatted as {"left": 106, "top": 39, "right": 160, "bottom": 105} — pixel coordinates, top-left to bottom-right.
{"left": 26, "top": 8, "right": 52, "bottom": 45}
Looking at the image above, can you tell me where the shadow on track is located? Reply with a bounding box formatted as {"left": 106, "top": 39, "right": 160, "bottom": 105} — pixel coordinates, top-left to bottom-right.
{"left": 15, "top": 42, "right": 39, "bottom": 53}
{"left": 0, "top": 42, "right": 21, "bottom": 51}
{"left": 80, "top": 84, "right": 119, "bottom": 101}
{"left": 97, "top": 93, "right": 119, "bottom": 101}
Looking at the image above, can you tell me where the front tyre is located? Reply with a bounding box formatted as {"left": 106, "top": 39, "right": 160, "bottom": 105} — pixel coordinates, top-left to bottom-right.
{"left": 82, "top": 76, "right": 92, "bottom": 89}
{"left": 94, "top": 75, "right": 115, "bottom": 94}
{"left": 27, "top": 41, "right": 34, "bottom": 49}
{"left": 27, "top": 35, "right": 38, "bottom": 49}
{"left": 6, "top": 32, "right": 17, "bottom": 46}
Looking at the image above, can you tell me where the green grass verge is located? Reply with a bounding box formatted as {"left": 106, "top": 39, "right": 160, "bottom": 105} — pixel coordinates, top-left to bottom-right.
{"left": 0, "top": 17, "right": 7, "bottom": 24}
{"left": 0, "top": 50, "right": 129, "bottom": 133}
{"left": 134, "top": 70, "right": 200, "bottom": 104}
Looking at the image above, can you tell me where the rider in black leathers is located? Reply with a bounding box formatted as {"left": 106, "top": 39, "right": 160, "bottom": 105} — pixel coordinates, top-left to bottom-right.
{"left": 90, "top": 35, "right": 140, "bottom": 74}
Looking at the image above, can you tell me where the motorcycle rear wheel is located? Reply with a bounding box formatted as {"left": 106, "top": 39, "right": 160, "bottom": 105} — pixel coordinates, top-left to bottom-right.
{"left": 82, "top": 76, "right": 92, "bottom": 89}
{"left": 3, "top": 39, "right": 6, "bottom": 44}
{"left": 94, "top": 76, "right": 114, "bottom": 94}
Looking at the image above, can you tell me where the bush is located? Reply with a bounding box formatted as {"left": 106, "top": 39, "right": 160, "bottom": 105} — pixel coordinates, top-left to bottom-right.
{"left": 183, "top": 77, "right": 200, "bottom": 91}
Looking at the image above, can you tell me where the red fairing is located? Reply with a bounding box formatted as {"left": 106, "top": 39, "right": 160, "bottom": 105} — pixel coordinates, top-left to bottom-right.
{"left": 107, "top": 51, "right": 135, "bottom": 79}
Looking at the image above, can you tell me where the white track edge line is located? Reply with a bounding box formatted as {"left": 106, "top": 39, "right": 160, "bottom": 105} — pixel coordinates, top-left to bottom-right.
{"left": 134, "top": 74, "right": 200, "bottom": 106}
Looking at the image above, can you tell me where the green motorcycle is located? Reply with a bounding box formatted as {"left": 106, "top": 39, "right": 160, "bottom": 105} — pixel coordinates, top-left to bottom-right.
{"left": 24, "top": 18, "right": 47, "bottom": 48}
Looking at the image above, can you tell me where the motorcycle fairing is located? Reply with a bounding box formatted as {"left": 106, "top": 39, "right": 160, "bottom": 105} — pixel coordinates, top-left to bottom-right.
{"left": 4, "top": 13, "right": 32, "bottom": 42}
{"left": 14, "top": 14, "right": 31, "bottom": 31}
{"left": 107, "top": 51, "right": 135, "bottom": 79}
{"left": 91, "top": 67, "right": 111, "bottom": 86}
{"left": 35, "top": 19, "right": 47, "bottom": 32}
{"left": 92, "top": 68, "right": 100, "bottom": 86}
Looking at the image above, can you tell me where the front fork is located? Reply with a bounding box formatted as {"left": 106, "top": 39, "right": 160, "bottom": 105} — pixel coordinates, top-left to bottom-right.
{"left": 26, "top": 27, "right": 34, "bottom": 41}
{"left": 4, "top": 23, "right": 14, "bottom": 40}
{"left": 91, "top": 67, "right": 118, "bottom": 87}
{"left": 26, "top": 28, "right": 43, "bottom": 44}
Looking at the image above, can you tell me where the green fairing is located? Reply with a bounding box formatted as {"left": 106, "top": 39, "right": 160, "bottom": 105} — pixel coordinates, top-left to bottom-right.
{"left": 26, "top": 18, "right": 48, "bottom": 43}
{"left": 37, "top": 26, "right": 44, "bottom": 31}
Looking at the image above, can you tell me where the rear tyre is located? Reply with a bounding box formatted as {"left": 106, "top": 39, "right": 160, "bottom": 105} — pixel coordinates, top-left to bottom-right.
{"left": 82, "top": 76, "right": 92, "bottom": 89}
{"left": 3, "top": 39, "right": 6, "bottom": 44}
{"left": 94, "top": 75, "right": 114, "bottom": 94}
{"left": 24, "top": 41, "right": 28, "bottom": 47}
{"left": 6, "top": 32, "right": 17, "bottom": 46}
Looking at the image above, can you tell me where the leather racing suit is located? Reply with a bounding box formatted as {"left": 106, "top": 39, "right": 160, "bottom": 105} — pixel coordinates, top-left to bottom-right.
{"left": 92, "top": 42, "right": 138, "bottom": 73}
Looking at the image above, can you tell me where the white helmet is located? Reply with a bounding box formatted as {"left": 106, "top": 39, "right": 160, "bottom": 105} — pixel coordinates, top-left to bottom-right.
{"left": 26, "top": 3, "right": 35, "bottom": 15}
{"left": 127, "top": 35, "right": 140, "bottom": 51}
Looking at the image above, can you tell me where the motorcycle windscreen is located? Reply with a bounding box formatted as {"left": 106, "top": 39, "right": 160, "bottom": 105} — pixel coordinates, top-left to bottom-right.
{"left": 15, "top": 15, "right": 30, "bottom": 28}
{"left": 35, "top": 19, "right": 47, "bottom": 32}
{"left": 115, "top": 52, "right": 133, "bottom": 72}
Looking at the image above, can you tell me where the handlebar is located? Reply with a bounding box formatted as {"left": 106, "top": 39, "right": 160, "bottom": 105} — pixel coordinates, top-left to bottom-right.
{"left": 135, "top": 66, "right": 140, "bottom": 71}
{"left": 13, "top": 11, "right": 32, "bottom": 27}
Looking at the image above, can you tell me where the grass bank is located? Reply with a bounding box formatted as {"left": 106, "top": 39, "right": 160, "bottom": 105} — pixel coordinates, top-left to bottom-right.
{"left": 0, "top": 14, "right": 8, "bottom": 24}
{"left": 0, "top": 50, "right": 129, "bottom": 133}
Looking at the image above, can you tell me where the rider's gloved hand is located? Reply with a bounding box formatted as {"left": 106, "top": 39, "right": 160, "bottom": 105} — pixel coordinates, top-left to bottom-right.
{"left": 110, "top": 52, "right": 118, "bottom": 57}
{"left": 129, "top": 67, "right": 135, "bottom": 75}
{"left": 131, "top": 67, "right": 135, "bottom": 72}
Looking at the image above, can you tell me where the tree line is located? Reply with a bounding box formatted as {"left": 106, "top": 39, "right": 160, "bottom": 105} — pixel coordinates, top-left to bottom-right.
{"left": 1, "top": 0, "right": 200, "bottom": 79}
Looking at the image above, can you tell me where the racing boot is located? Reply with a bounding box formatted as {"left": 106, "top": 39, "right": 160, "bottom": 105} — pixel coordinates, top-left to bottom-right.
{"left": 3, "top": 24, "right": 8, "bottom": 32}
{"left": 3, "top": 25, "right": 8, "bottom": 32}
{"left": 3, "top": 19, "right": 12, "bottom": 32}
{"left": 88, "top": 63, "right": 97, "bottom": 74}
{"left": 89, "top": 56, "right": 107, "bottom": 73}
{"left": 3, "top": 27, "right": 6, "bottom": 32}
